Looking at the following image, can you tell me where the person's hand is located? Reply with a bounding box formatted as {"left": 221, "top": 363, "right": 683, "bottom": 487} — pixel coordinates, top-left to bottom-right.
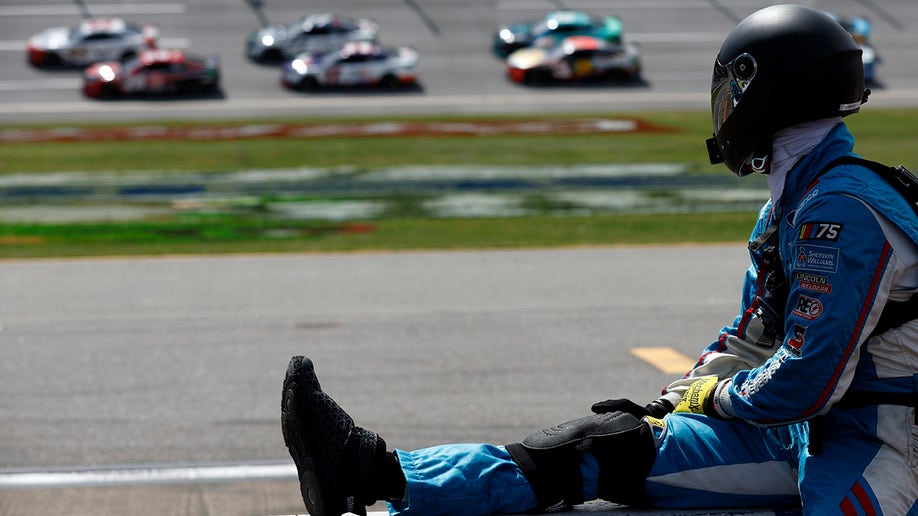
{"left": 591, "top": 398, "right": 674, "bottom": 419}
{"left": 673, "top": 377, "right": 722, "bottom": 416}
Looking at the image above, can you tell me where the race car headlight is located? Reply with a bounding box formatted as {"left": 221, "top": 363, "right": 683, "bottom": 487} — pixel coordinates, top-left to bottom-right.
{"left": 290, "top": 59, "right": 308, "bottom": 74}
{"left": 98, "top": 65, "right": 116, "bottom": 82}
{"left": 261, "top": 35, "right": 275, "bottom": 47}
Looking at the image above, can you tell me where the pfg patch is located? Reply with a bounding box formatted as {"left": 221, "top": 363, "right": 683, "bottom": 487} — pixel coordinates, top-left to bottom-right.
{"left": 795, "top": 244, "right": 839, "bottom": 273}
{"left": 792, "top": 294, "right": 824, "bottom": 320}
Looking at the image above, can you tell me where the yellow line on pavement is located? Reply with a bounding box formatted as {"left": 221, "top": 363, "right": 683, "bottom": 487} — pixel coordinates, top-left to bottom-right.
{"left": 631, "top": 347, "right": 696, "bottom": 374}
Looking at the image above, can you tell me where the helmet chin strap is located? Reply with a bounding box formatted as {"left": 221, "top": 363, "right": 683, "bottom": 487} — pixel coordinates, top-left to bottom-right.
{"left": 741, "top": 139, "right": 773, "bottom": 175}
{"left": 749, "top": 153, "right": 770, "bottom": 174}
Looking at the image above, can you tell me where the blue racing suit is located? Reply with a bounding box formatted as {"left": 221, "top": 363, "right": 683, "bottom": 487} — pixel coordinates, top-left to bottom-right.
{"left": 388, "top": 123, "right": 918, "bottom": 516}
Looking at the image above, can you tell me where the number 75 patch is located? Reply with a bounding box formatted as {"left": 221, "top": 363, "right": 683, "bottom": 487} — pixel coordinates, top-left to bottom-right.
{"left": 798, "top": 222, "right": 843, "bottom": 242}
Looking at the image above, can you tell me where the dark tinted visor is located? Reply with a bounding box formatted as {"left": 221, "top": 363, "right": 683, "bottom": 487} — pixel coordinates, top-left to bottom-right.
{"left": 711, "top": 53, "right": 757, "bottom": 134}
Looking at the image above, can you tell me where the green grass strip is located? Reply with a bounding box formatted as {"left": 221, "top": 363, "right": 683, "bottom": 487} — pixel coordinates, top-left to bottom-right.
{"left": 0, "top": 212, "right": 755, "bottom": 259}
{"left": 1, "top": 107, "right": 912, "bottom": 257}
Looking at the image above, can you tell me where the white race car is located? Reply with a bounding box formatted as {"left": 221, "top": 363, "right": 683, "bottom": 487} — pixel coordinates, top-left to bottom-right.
{"left": 281, "top": 41, "right": 419, "bottom": 91}
{"left": 246, "top": 13, "right": 379, "bottom": 63}
{"left": 27, "top": 17, "right": 159, "bottom": 68}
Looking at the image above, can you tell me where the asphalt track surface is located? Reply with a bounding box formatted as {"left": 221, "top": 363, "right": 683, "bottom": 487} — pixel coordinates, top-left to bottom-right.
{"left": 2, "top": 0, "right": 918, "bottom": 123}
{"left": 2, "top": 245, "right": 774, "bottom": 515}
{"left": 3, "top": 1, "right": 918, "bottom": 515}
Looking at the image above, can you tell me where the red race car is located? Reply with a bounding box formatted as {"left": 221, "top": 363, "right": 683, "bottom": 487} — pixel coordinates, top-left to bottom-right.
{"left": 83, "top": 49, "right": 220, "bottom": 98}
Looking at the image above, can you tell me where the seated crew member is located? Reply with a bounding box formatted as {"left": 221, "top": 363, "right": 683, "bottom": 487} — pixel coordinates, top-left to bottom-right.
{"left": 281, "top": 5, "right": 918, "bottom": 515}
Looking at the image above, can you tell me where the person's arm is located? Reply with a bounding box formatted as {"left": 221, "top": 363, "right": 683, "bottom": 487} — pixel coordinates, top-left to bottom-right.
{"left": 713, "top": 193, "right": 895, "bottom": 423}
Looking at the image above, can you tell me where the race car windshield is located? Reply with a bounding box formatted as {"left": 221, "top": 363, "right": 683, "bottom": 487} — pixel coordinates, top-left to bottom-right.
{"left": 122, "top": 55, "right": 140, "bottom": 70}
{"left": 711, "top": 53, "right": 757, "bottom": 133}
{"left": 532, "top": 21, "right": 550, "bottom": 37}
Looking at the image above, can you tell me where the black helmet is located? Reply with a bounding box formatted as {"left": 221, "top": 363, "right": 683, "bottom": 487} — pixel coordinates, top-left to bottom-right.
{"left": 706, "top": 4, "right": 868, "bottom": 175}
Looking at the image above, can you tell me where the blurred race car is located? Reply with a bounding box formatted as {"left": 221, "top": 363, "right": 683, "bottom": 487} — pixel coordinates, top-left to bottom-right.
{"left": 83, "top": 48, "right": 220, "bottom": 98}
{"left": 506, "top": 35, "right": 640, "bottom": 85}
{"left": 281, "top": 41, "right": 418, "bottom": 91}
{"left": 27, "top": 17, "right": 159, "bottom": 68}
{"left": 493, "top": 10, "right": 623, "bottom": 57}
{"left": 246, "top": 13, "right": 379, "bottom": 63}
{"left": 827, "top": 12, "right": 881, "bottom": 83}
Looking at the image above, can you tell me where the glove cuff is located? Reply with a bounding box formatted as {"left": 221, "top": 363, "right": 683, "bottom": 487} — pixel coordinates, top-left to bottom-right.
{"left": 645, "top": 398, "right": 675, "bottom": 419}
{"left": 673, "top": 377, "right": 724, "bottom": 417}
{"left": 711, "top": 379, "right": 734, "bottom": 418}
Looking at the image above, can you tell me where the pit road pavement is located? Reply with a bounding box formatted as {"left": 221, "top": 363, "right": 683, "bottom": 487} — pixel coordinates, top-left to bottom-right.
{"left": 1, "top": 245, "right": 757, "bottom": 515}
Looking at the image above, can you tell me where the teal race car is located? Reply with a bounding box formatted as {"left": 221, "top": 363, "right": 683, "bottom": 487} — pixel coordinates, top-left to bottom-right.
{"left": 492, "top": 10, "right": 623, "bottom": 57}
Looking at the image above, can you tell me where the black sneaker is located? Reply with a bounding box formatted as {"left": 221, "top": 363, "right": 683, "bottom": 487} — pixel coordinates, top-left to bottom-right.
{"left": 281, "top": 356, "right": 385, "bottom": 516}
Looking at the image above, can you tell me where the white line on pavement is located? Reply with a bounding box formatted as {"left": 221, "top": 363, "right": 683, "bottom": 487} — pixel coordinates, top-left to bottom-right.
{"left": 0, "top": 3, "right": 186, "bottom": 16}
{"left": 497, "top": 0, "right": 714, "bottom": 9}
{"left": 0, "top": 461, "right": 296, "bottom": 488}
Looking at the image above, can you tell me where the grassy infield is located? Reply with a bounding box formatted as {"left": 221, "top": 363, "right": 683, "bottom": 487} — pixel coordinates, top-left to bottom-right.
{"left": 1, "top": 108, "right": 915, "bottom": 258}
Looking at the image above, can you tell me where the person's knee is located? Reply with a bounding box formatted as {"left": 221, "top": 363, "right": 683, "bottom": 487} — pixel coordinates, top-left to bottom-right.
{"left": 506, "top": 411, "right": 657, "bottom": 510}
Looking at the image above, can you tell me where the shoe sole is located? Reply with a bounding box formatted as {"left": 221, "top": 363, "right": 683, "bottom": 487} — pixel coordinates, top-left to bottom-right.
{"left": 282, "top": 356, "right": 334, "bottom": 516}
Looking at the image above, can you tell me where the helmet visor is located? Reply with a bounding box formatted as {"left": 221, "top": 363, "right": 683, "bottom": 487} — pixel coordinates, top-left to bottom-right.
{"left": 711, "top": 53, "right": 757, "bottom": 134}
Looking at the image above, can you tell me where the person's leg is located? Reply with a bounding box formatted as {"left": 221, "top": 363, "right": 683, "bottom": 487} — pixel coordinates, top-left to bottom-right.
{"left": 394, "top": 412, "right": 797, "bottom": 516}
{"left": 281, "top": 356, "right": 803, "bottom": 516}
{"left": 644, "top": 413, "right": 802, "bottom": 510}
{"left": 389, "top": 443, "right": 538, "bottom": 516}
{"left": 282, "top": 356, "right": 541, "bottom": 516}
{"left": 281, "top": 356, "right": 406, "bottom": 516}
{"left": 505, "top": 411, "right": 657, "bottom": 510}
{"left": 799, "top": 406, "right": 918, "bottom": 515}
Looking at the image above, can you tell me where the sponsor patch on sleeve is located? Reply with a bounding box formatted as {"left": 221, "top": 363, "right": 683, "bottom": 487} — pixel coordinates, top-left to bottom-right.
{"left": 785, "top": 324, "right": 807, "bottom": 357}
{"left": 797, "top": 222, "right": 843, "bottom": 242}
{"left": 795, "top": 244, "right": 839, "bottom": 273}
{"left": 794, "top": 271, "right": 833, "bottom": 293}
{"left": 792, "top": 294, "right": 824, "bottom": 320}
